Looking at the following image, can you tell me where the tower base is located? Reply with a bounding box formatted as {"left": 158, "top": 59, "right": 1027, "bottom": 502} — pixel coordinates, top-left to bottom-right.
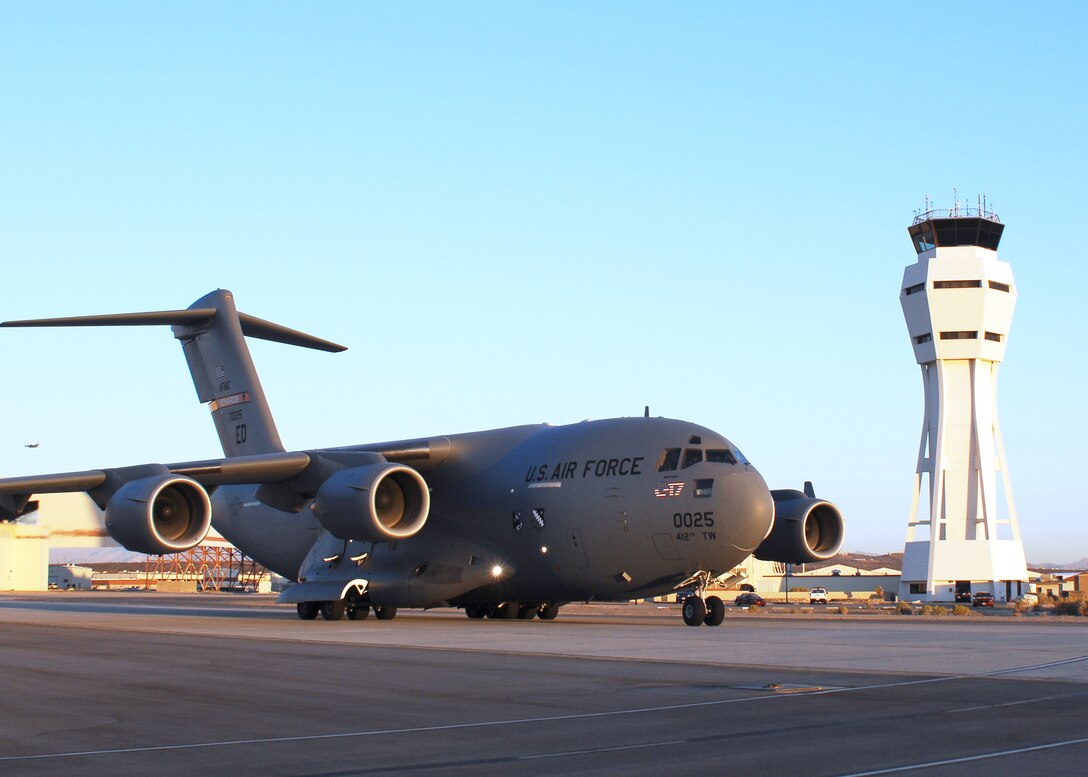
{"left": 898, "top": 539, "right": 1029, "bottom": 603}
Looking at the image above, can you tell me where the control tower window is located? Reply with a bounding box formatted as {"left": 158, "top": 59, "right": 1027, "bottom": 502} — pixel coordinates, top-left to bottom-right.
{"left": 904, "top": 283, "right": 925, "bottom": 296}
{"left": 915, "top": 333, "right": 933, "bottom": 344}
{"left": 985, "top": 332, "right": 1004, "bottom": 342}
{"left": 657, "top": 448, "right": 680, "bottom": 472}
{"left": 934, "top": 280, "right": 981, "bottom": 289}
{"left": 911, "top": 225, "right": 936, "bottom": 253}
{"left": 706, "top": 448, "right": 738, "bottom": 465}
{"left": 989, "top": 281, "right": 1011, "bottom": 292}
{"left": 940, "top": 331, "right": 978, "bottom": 340}
{"left": 681, "top": 449, "right": 703, "bottom": 469}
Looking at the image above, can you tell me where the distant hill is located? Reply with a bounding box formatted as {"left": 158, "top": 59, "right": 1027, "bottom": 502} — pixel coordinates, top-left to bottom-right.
{"left": 808, "top": 552, "right": 903, "bottom": 572}
{"left": 1029, "top": 558, "right": 1088, "bottom": 571}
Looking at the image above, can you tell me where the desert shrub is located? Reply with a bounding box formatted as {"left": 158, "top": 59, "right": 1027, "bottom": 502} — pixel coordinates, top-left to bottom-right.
{"left": 922, "top": 604, "right": 948, "bottom": 616}
{"left": 952, "top": 605, "right": 972, "bottom": 616}
{"left": 1054, "top": 600, "right": 1088, "bottom": 616}
{"left": 873, "top": 586, "right": 885, "bottom": 600}
{"left": 1012, "top": 600, "right": 1033, "bottom": 614}
{"left": 897, "top": 601, "right": 913, "bottom": 615}
{"left": 836, "top": 605, "right": 849, "bottom": 615}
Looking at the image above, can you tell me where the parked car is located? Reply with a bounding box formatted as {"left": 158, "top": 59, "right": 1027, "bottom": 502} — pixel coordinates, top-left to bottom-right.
{"left": 1017, "top": 592, "right": 1038, "bottom": 605}
{"left": 972, "top": 591, "right": 995, "bottom": 608}
{"left": 955, "top": 590, "right": 973, "bottom": 604}
{"left": 674, "top": 588, "right": 696, "bottom": 603}
{"left": 809, "top": 587, "right": 828, "bottom": 604}
{"left": 734, "top": 592, "right": 766, "bottom": 607}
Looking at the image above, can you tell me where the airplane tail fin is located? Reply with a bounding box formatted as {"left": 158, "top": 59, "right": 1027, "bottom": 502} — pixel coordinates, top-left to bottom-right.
{"left": 2, "top": 289, "right": 346, "bottom": 458}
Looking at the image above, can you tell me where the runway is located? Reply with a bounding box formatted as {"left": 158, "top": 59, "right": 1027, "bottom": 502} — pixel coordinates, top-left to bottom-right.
{"left": 1, "top": 593, "right": 1086, "bottom": 776}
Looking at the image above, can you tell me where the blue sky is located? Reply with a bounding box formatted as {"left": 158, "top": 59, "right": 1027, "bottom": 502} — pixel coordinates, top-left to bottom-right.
{"left": 2, "top": 2, "right": 1086, "bottom": 563}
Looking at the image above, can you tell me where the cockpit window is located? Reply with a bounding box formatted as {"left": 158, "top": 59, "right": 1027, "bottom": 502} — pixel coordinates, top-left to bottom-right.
{"left": 657, "top": 448, "right": 681, "bottom": 472}
{"left": 706, "top": 448, "right": 738, "bottom": 465}
{"left": 681, "top": 448, "right": 703, "bottom": 469}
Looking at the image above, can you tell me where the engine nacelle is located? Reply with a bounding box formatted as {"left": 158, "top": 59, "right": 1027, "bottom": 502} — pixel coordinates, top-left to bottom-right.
{"left": 104, "top": 475, "right": 212, "bottom": 555}
{"left": 754, "top": 489, "right": 844, "bottom": 563}
{"left": 313, "top": 463, "right": 429, "bottom": 542}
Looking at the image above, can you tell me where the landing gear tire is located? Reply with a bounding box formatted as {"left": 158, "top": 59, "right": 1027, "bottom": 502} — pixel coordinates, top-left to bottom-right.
{"left": 465, "top": 603, "right": 488, "bottom": 619}
{"left": 347, "top": 604, "right": 370, "bottom": 620}
{"left": 500, "top": 601, "right": 520, "bottom": 620}
{"left": 320, "top": 600, "right": 346, "bottom": 621}
{"left": 704, "top": 596, "right": 725, "bottom": 627}
{"left": 682, "top": 596, "right": 706, "bottom": 627}
{"left": 296, "top": 601, "right": 319, "bottom": 620}
{"left": 375, "top": 606, "right": 397, "bottom": 620}
{"left": 537, "top": 603, "right": 560, "bottom": 621}
{"left": 517, "top": 604, "right": 537, "bottom": 620}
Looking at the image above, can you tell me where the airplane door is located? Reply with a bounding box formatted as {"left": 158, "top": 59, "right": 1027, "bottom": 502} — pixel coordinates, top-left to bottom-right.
{"left": 566, "top": 528, "right": 589, "bottom": 569}
{"left": 652, "top": 532, "right": 683, "bottom": 561}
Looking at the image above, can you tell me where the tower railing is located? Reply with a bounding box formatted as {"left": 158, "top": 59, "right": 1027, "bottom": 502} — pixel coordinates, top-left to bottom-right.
{"left": 912, "top": 204, "right": 1001, "bottom": 225}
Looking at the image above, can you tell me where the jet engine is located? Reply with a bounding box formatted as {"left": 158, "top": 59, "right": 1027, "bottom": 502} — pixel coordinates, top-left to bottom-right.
{"left": 754, "top": 489, "right": 844, "bottom": 563}
{"left": 104, "top": 474, "right": 212, "bottom": 555}
{"left": 313, "top": 463, "right": 430, "bottom": 542}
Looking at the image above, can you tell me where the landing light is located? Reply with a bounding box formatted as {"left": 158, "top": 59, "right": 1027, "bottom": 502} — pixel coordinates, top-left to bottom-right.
{"left": 540, "top": 546, "right": 548, "bottom": 555}
{"left": 490, "top": 564, "right": 505, "bottom": 579}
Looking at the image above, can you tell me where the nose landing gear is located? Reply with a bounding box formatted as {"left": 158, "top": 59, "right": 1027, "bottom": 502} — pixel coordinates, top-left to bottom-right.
{"left": 679, "top": 572, "right": 726, "bottom": 627}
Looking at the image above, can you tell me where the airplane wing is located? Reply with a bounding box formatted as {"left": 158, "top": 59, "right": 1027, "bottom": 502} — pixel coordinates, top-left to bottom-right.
{"left": 0, "top": 451, "right": 313, "bottom": 521}
{"left": 0, "top": 452, "right": 311, "bottom": 499}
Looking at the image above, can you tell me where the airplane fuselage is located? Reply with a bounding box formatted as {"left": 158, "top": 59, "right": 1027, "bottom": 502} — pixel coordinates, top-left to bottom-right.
{"left": 211, "top": 417, "right": 775, "bottom": 608}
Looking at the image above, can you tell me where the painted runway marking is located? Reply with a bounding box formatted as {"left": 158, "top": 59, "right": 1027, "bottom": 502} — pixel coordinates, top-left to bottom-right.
{"left": 945, "top": 691, "right": 1086, "bottom": 714}
{"left": 0, "top": 668, "right": 1043, "bottom": 764}
{"left": 831, "top": 736, "right": 1088, "bottom": 776}
{"left": 518, "top": 739, "right": 687, "bottom": 760}
{"left": 979, "top": 654, "right": 1088, "bottom": 675}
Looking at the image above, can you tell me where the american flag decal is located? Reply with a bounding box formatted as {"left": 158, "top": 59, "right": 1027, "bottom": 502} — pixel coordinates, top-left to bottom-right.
{"left": 215, "top": 365, "right": 226, "bottom": 379}
{"left": 531, "top": 509, "right": 545, "bottom": 529}
{"left": 654, "top": 482, "right": 685, "bottom": 498}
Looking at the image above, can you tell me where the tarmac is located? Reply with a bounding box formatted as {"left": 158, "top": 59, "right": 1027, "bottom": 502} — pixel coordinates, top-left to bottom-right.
{"left": 1, "top": 592, "right": 1086, "bottom": 776}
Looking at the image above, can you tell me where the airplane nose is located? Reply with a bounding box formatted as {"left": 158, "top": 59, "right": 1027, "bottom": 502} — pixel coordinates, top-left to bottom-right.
{"left": 720, "top": 467, "right": 775, "bottom": 551}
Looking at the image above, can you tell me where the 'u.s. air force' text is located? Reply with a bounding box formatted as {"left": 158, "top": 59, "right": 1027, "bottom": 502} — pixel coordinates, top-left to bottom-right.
{"left": 525, "top": 457, "right": 645, "bottom": 483}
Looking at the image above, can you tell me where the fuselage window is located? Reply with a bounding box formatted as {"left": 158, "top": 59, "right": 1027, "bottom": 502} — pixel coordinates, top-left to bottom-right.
{"left": 706, "top": 449, "right": 738, "bottom": 465}
{"left": 681, "top": 448, "right": 703, "bottom": 469}
{"left": 657, "top": 448, "right": 681, "bottom": 472}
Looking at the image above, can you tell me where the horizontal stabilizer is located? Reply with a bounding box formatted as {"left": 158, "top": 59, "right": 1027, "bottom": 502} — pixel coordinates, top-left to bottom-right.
{"left": 2, "top": 307, "right": 346, "bottom": 353}
{"left": 237, "top": 312, "right": 346, "bottom": 352}
{"left": 1, "top": 309, "right": 218, "bottom": 328}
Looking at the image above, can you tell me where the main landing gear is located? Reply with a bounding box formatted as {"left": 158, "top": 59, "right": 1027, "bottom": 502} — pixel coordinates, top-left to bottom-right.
{"left": 463, "top": 601, "right": 561, "bottom": 621}
{"left": 296, "top": 596, "right": 394, "bottom": 621}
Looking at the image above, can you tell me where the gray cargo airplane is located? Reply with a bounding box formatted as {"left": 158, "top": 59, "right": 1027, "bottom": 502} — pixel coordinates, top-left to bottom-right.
{"left": 0, "top": 290, "right": 843, "bottom": 626}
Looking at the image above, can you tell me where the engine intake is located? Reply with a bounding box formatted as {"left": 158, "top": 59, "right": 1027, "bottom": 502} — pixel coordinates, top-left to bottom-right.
{"left": 313, "top": 463, "right": 429, "bottom": 542}
{"left": 104, "top": 475, "right": 212, "bottom": 554}
{"left": 754, "top": 489, "right": 844, "bottom": 563}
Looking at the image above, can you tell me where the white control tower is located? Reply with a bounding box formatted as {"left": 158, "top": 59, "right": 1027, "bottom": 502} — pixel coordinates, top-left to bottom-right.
{"left": 899, "top": 197, "right": 1028, "bottom": 603}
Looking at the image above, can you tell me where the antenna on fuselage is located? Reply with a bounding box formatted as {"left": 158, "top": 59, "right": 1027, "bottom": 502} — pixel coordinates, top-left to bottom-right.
{"left": 644, "top": 405, "right": 650, "bottom": 418}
